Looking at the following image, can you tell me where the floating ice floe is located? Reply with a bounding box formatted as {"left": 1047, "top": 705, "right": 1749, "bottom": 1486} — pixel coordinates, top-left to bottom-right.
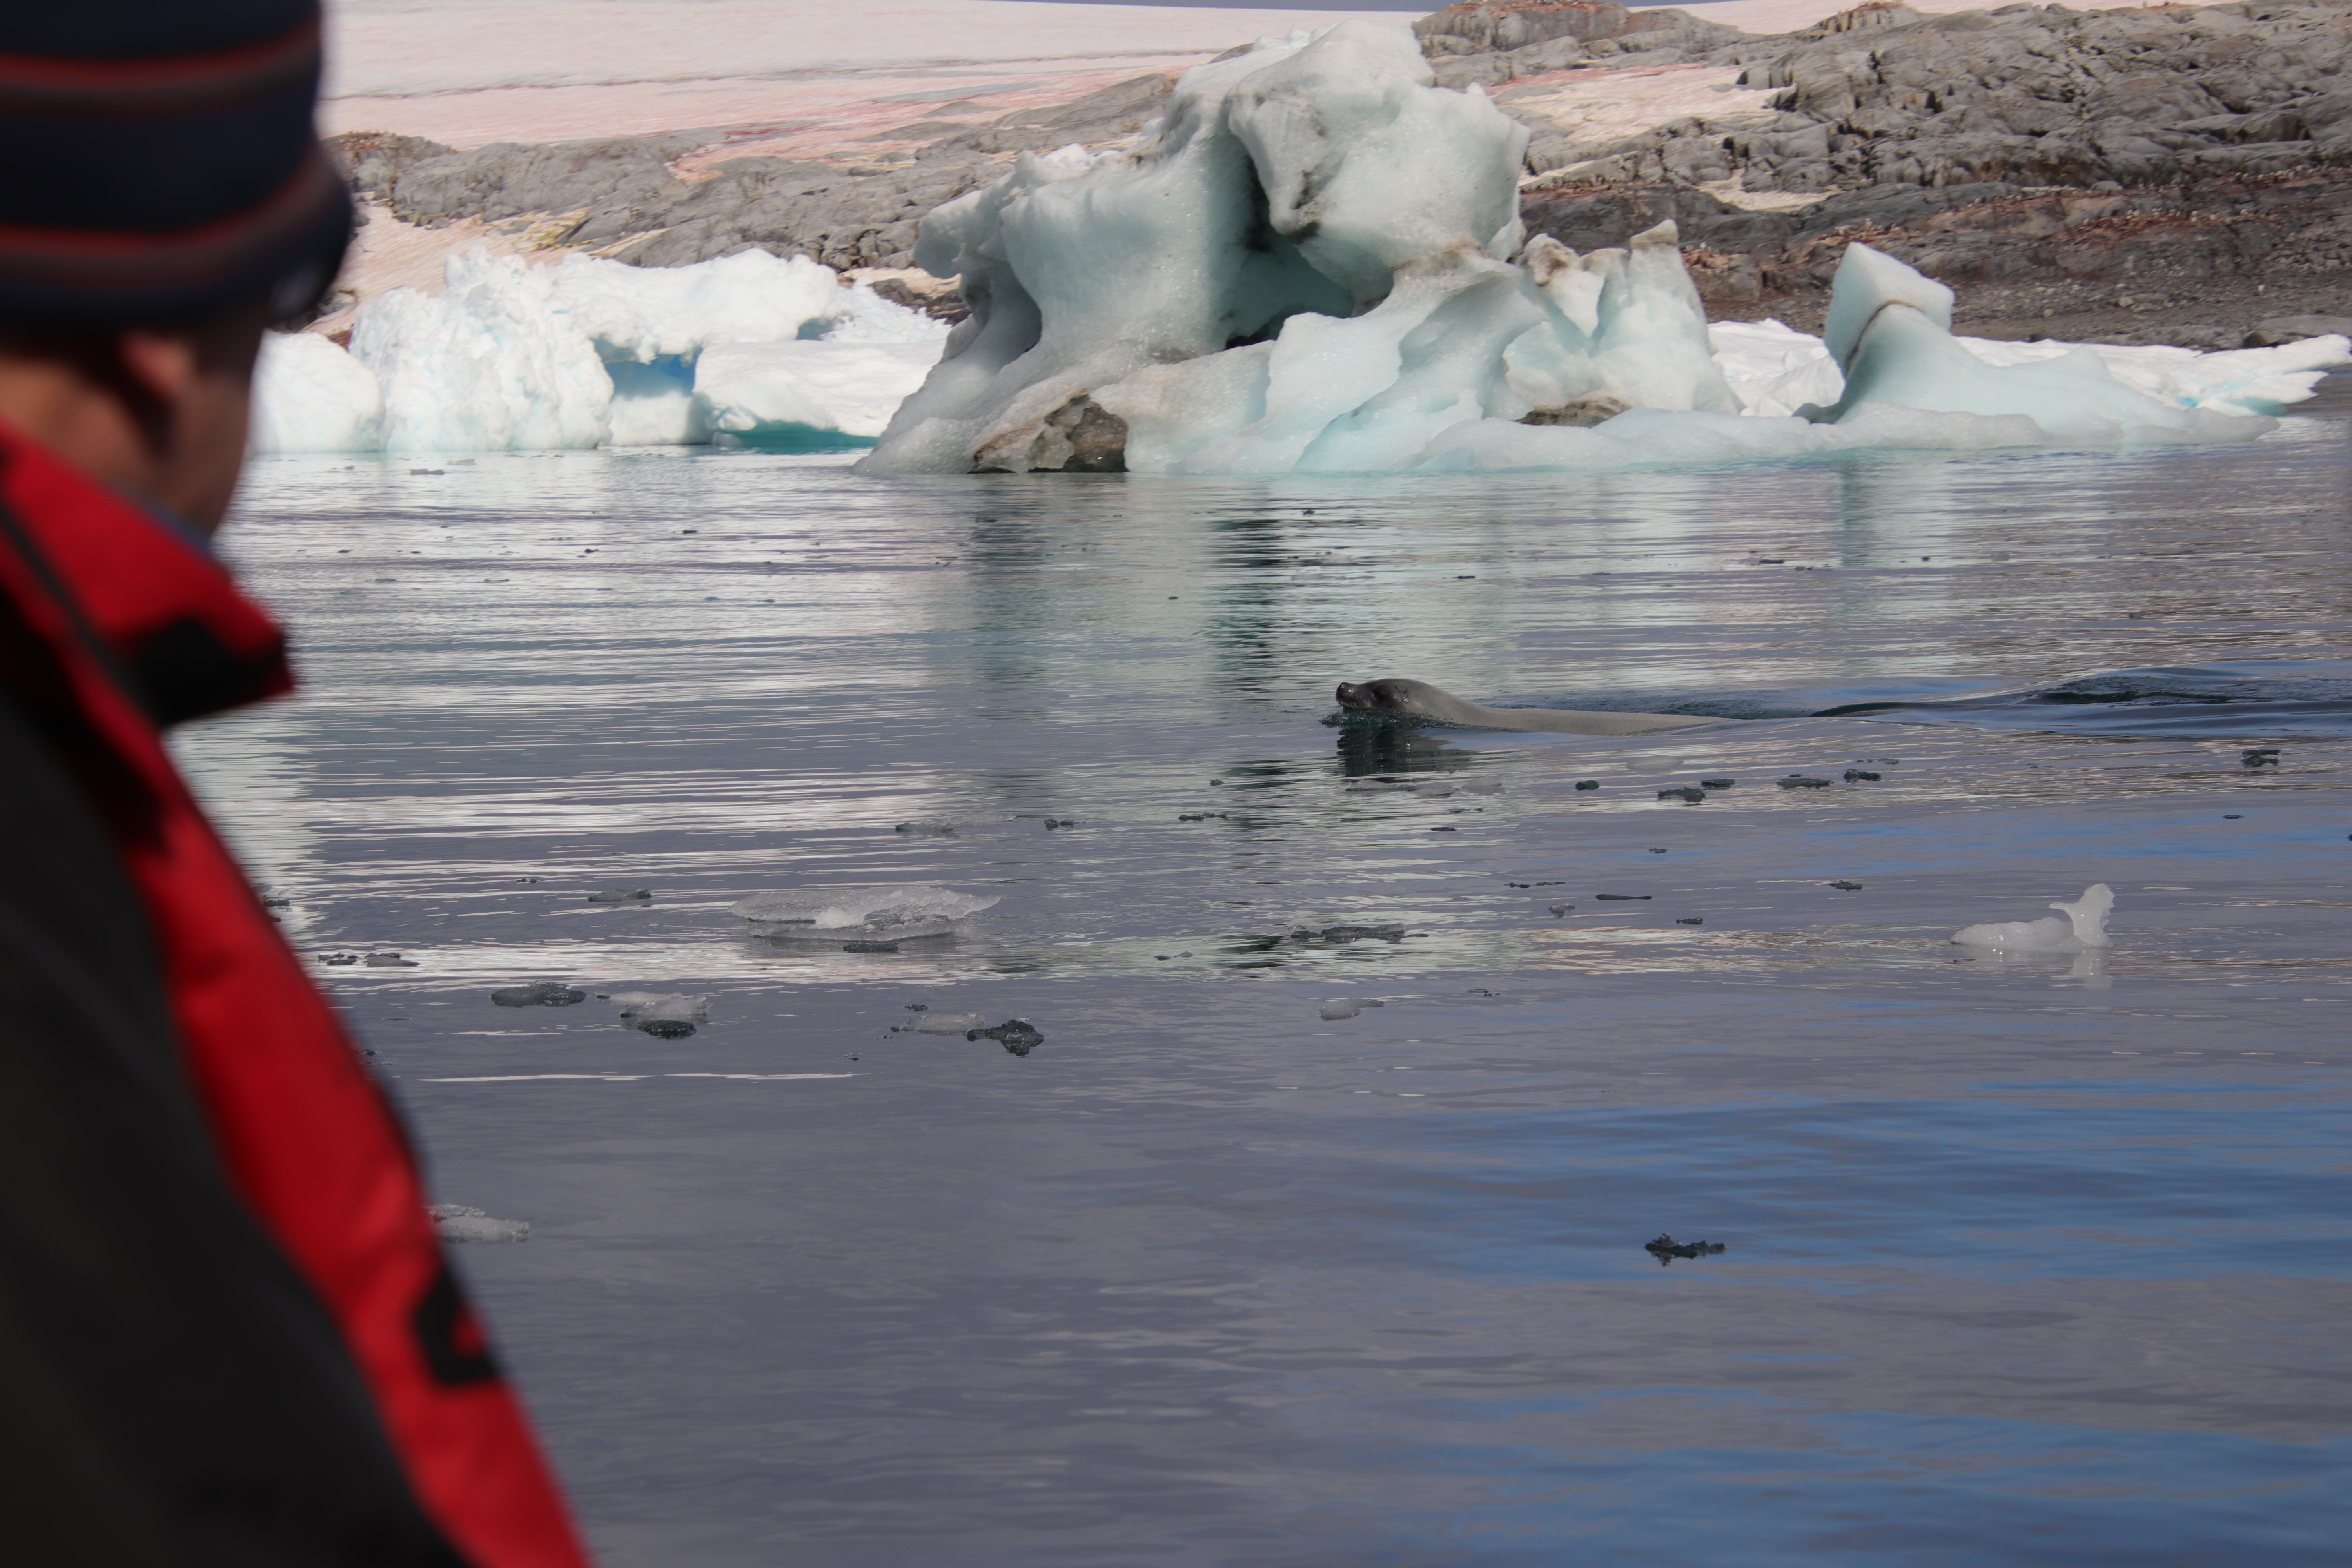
{"left": 254, "top": 248, "right": 948, "bottom": 454}
{"left": 731, "top": 884, "right": 1000, "bottom": 940}
{"left": 1951, "top": 884, "right": 2115, "bottom": 953}
{"left": 857, "top": 20, "right": 2347, "bottom": 476}
{"left": 429, "top": 1204, "right": 529, "bottom": 1243}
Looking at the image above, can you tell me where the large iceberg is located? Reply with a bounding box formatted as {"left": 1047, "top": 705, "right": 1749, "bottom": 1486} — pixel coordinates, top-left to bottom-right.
{"left": 253, "top": 247, "right": 947, "bottom": 454}
{"left": 858, "top": 20, "right": 2347, "bottom": 477}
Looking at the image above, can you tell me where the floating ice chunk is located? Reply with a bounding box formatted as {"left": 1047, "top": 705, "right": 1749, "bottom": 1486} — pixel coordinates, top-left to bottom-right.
{"left": 430, "top": 1204, "right": 529, "bottom": 1243}
{"left": 1822, "top": 242, "right": 1953, "bottom": 370}
{"left": 603, "top": 991, "right": 710, "bottom": 1023}
{"left": 1318, "top": 996, "right": 1386, "bottom": 1020}
{"left": 695, "top": 341, "right": 946, "bottom": 445}
{"left": 731, "top": 884, "right": 999, "bottom": 940}
{"left": 252, "top": 330, "right": 383, "bottom": 452}
{"left": 1952, "top": 883, "right": 2115, "bottom": 953}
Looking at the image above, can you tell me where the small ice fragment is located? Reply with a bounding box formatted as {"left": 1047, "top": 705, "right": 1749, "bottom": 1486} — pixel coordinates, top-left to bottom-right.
{"left": 1319, "top": 998, "right": 1361, "bottom": 1021}
{"left": 906, "top": 1011, "right": 989, "bottom": 1034}
{"left": 604, "top": 991, "right": 710, "bottom": 1024}
{"left": 1951, "top": 883, "right": 2114, "bottom": 952}
{"left": 430, "top": 1204, "right": 528, "bottom": 1243}
{"left": 587, "top": 888, "right": 652, "bottom": 903}
{"left": 732, "top": 884, "right": 998, "bottom": 940}
{"left": 364, "top": 951, "right": 418, "bottom": 967}
{"left": 491, "top": 982, "right": 585, "bottom": 1007}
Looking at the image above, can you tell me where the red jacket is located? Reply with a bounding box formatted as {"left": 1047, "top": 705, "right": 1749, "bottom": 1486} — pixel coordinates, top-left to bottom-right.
{"left": 0, "top": 421, "right": 591, "bottom": 1568}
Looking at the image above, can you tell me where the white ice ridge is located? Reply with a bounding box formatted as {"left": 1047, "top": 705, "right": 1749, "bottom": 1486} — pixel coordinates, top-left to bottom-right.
{"left": 730, "top": 884, "right": 1000, "bottom": 940}
{"left": 1951, "top": 884, "right": 2116, "bottom": 953}
{"left": 250, "top": 247, "right": 948, "bottom": 454}
{"left": 857, "top": 20, "right": 2349, "bottom": 476}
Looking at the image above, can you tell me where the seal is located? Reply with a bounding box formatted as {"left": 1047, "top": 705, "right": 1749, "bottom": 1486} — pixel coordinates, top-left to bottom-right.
{"left": 1334, "top": 677, "right": 1714, "bottom": 736}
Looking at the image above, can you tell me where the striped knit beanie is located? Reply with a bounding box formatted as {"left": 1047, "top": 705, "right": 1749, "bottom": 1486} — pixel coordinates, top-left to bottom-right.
{"left": 0, "top": 3, "right": 351, "bottom": 328}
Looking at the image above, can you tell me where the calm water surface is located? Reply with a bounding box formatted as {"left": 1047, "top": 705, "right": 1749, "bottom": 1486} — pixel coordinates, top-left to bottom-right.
{"left": 191, "top": 405, "right": 2352, "bottom": 1566}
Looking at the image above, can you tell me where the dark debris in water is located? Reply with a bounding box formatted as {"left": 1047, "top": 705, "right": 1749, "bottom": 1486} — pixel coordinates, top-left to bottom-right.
{"left": 1828, "top": 880, "right": 1865, "bottom": 891}
{"left": 1779, "top": 775, "right": 1831, "bottom": 789}
{"left": 2243, "top": 748, "right": 2282, "bottom": 767}
{"left": 586, "top": 888, "right": 652, "bottom": 904}
{"left": 1844, "top": 768, "right": 1882, "bottom": 782}
{"left": 1645, "top": 1234, "right": 1727, "bottom": 1265}
{"left": 1593, "top": 894, "right": 1650, "bottom": 901}
{"left": 843, "top": 940, "right": 901, "bottom": 952}
{"left": 1305, "top": 923, "right": 1408, "bottom": 943}
{"left": 492, "top": 982, "right": 586, "bottom": 1007}
{"left": 1657, "top": 787, "right": 1707, "bottom": 804}
{"left": 1574, "top": 780, "right": 1601, "bottom": 791}
{"left": 634, "top": 1018, "right": 695, "bottom": 1039}
{"left": 1700, "top": 777, "right": 1735, "bottom": 789}
{"left": 967, "top": 1019, "right": 1044, "bottom": 1056}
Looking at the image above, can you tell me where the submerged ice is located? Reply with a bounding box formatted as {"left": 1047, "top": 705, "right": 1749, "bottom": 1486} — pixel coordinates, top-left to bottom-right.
{"left": 731, "top": 884, "right": 999, "bottom": 941}
{"left": 859, "top": 21, "right": 2347, "bottom": 476}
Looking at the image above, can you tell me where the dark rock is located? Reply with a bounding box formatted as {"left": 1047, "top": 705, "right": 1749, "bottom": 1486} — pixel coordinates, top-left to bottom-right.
{"left": 1700, "top": 777, "right": 1735, "bottom": 788}
{"left": 1644, "top": 1233, "right": 1727, "bottom": 1264}
{"left": 1675, "top": 916, "right": 1704, "bottom": 925}
{"left": 1593, "top": 893, "right": 1650, "bottom": 900}
{"left": 633, "top": 1018, "right": 696, "bottom": 1039}
{"left": 1575, "top": 779, "right": 1601, "bottom": 791}
{"left": 1843, "top": 768, "right": 1882, "bottom": 782}
{"left": 1828, "top": 880, "right": 1864, "bottom": 891}
{"left": 1657, "top": 786, "right": 1707, "bottom": 803}
{"left": 492, "top": 982, "right": 586, "bottom": 1007}
{"left": 1779, "top": 775, "right": 1831, "bottom": 789}
{"left": 317, "top": 952, "right": 359, "bottom": 966}
{"left": 968, "top": 1018, "right": 1044, "bottom": 1056}
{"left": 1319, "top": 924, "right": 1409, "bottom": 942}
{"left": 1521, "top": 394, "right": 1630, "bottom": 427}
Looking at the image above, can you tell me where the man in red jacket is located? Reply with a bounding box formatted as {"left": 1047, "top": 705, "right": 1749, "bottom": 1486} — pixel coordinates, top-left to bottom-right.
{"left": 0, "top": 6, "right": 592, "bottom": 1564}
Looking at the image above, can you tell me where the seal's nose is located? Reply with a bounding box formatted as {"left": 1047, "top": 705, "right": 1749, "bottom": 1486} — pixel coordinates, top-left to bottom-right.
{"left": 1336, "top": 682, "right": 1365, "bottom": 708}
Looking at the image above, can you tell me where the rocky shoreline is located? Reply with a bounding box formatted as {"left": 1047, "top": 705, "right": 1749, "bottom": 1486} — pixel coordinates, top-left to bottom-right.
{"left": 326, "top": 0, "right": 2352, "bottom": 342}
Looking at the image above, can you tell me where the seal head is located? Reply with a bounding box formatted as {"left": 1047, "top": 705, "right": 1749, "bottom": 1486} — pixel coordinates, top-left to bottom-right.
{"left": 1335, "top": 678, "right": 1443, "bottom": 717}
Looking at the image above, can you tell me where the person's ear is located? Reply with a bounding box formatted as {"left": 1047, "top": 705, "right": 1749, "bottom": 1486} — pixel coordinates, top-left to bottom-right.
{"left": 113, "top": 330, "right": 204, "bottom": 421}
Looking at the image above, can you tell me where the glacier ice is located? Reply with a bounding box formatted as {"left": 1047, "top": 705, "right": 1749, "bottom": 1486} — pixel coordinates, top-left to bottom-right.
{"left": 731, "top": 884, "right": 1000, "bottom": 940}
{"left": 253, "top": 247, "right": 947, "bottom": 454}
{"left": 254, "top": 17, "right": 2347, "bottom": 467}
{"left": 1951, "top": 884, "right": 2116, "bottom": 953}
{"left": 857, "top": 18, "right": 2345, "bottom": 477}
